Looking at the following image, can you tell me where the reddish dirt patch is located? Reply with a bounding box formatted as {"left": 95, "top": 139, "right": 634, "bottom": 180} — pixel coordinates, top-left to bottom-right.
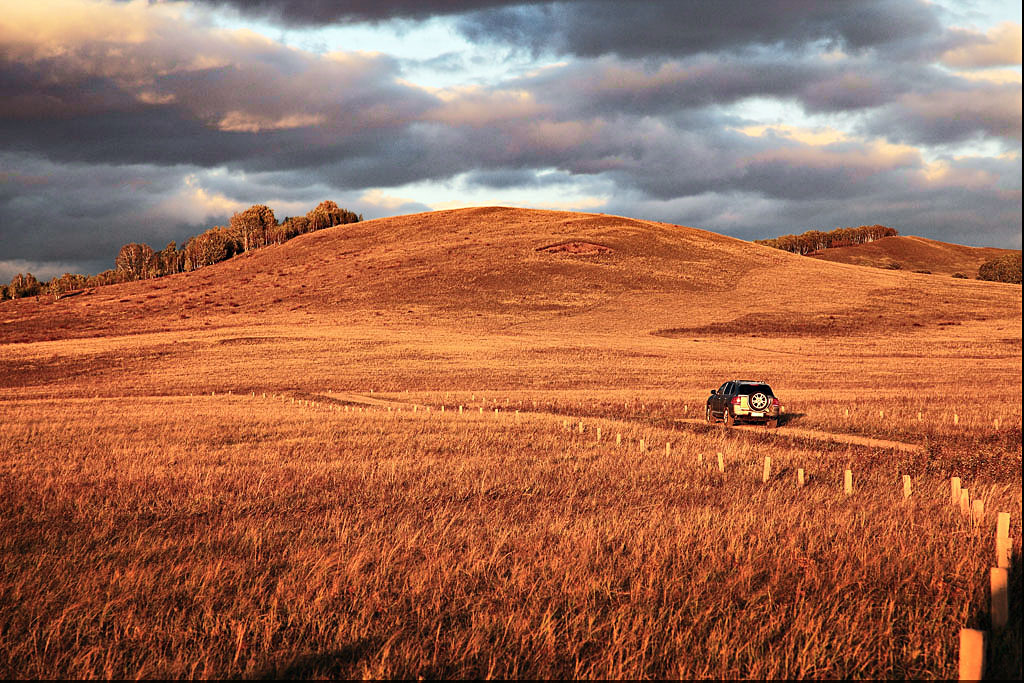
{"left": 538, "top": 241, "right": 612, "bottom": 255}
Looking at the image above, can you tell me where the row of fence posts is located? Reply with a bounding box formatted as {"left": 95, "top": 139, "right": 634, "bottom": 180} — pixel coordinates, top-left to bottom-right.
{"left": 256, "top": 390, "right": 1014, "bottom": 678}
{"left": 558, "top": 416, "right": 1015, "bottom": 680}
{"left": 955, "top": 474, "right": 1013, "bottom": 681}
{"left": 840, "top": 407, "right": 1004, "bottom": 429}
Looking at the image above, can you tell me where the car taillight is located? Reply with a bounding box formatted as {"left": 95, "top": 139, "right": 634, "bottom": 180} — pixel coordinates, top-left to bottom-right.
{"left": 770, "top": 398, "right": 779, "bottom": 407}
{"left": 731, "top": 397, "right": 742, "bottom": 405}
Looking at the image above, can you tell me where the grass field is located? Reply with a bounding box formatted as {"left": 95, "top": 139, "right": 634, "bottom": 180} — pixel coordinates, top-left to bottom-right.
{"left": 1, "top": 207, "right": 1020, "bottom": 678}
{"left": 0, "top": 393, "right": 1019, "bottom": 678}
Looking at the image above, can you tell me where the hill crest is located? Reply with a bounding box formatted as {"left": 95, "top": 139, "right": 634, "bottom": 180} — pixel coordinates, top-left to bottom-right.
{"left": 1, "top": 207, "right": 1020, "bottom": 344}
{"left": 807, "top": 234, "right": 1018, "bottom": 276}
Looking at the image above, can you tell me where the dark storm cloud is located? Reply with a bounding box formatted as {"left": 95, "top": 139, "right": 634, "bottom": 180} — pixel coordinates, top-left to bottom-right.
{"left": 512, "top": 54, "right": 1021, "bottom": 145}
{"left": 456, "top": 0, "right": 944, "bottom": 59}
{"left": 0, "top": 16, "right": 437, "bottom": 169}
{"left": 0, "top": 155, "right": 204, "bottom": 266}
{"left": 184, "top": 0, "right": 550, "bottom": 24}
{"left": 865, "top": 82, "right": 1023, "bottom": 145}
{"left": 187, "top": 0, "right": 954, "bottom": 63}
{"left": 600, "top": 153, "right": 1022, "bottom": 249}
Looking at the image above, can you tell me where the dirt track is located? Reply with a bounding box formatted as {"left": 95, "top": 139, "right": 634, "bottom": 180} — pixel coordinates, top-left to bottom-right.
{"left": 320, "top": 392, "right": 926, "bottom": 454}
{"left": 673, "top": 418, "right": 925, "bottom": 453}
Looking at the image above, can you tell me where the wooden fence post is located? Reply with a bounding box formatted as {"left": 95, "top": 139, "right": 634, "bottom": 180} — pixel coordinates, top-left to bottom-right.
{"left": 958, "top": 628, "right": 986, "bottom": 681}
{"left": 639, "top": 438, "right": 645, "bottom": 453}
{"left": 616, "top": 433, "right": 622, "bottom": 446}
{"left": 903, "top": 474, "right": 912, "bottom": 499}
{"left": 996, "top": 512, "right": 1011, "bottom": 569}
{"left": 762, "top": 457, "right": 771, "bottom": 483}
{"left": 666, "top": 442, "right": 671, "bottom": 457}
{"left": 960, "top": 489, "right": 971, "bottom": 517}
{"left": 844, "top": 469, "right": 853, "bottom": 495}
{"left": 717, "top": 452, "right": 724, "bottom": 473}
{"left": 596, "top": 427, "right": 601, "bottom": 442}
{"left": 990, "top": 568, "right": 1009, "bottom": 630}
{"left": 951, "top": 477, "right": 962, "bottom": 505}
{"left": 797, "top": 468, "right": 805, "bottom": 487}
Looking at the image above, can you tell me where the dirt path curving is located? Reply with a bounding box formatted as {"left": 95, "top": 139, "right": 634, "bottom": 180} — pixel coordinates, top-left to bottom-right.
{"left": 674, "top": 418, "right": 925, "bottom": 453}
{"left": 320, "top": 391, "right": 925, "bottom": 454}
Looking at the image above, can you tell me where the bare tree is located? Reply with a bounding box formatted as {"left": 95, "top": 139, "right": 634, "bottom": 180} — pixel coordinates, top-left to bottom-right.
{"left": 115, "top": 243, "right": 155, "bottom": 280}
{"left": 230, "top": 205, "right": 277, "bottom": 252}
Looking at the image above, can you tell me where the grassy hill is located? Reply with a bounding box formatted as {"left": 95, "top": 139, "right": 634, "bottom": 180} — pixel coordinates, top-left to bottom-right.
{"left": 806, "top": 234, "right": 1018, "bottom": 277}
{"left": 1, "top": 207, "right": 1020, "bottom": 344}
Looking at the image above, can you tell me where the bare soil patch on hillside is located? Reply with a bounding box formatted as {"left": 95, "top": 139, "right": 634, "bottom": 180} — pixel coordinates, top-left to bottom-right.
{"left": 537, "top": 241, "right": 613, "bottom": 255}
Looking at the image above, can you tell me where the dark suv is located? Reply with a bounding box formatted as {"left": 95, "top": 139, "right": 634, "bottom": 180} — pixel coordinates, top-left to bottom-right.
{"left": 706, "top": 380, "right": 780, "bottom": 427}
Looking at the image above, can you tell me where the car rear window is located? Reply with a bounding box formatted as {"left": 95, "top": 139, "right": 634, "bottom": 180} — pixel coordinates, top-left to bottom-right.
{"left": 737, "top": 383, "right": 774, "bottom": 396}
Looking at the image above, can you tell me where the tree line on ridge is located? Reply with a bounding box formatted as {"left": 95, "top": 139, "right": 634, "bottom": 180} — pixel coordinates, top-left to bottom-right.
{"left": 2, "top": 201, "right": 361, "bottom": 300}
{"left": 754, "top": 224, "right": 899, "bottom": 255}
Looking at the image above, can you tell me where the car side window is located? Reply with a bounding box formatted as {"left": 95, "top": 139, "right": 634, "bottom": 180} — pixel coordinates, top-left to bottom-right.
{"left": 718, "top": 382, "right": 730, "bottom": 394}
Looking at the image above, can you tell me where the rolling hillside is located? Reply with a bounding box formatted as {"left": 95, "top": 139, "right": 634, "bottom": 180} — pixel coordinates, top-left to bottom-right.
{"left": 1, "top": 207, "right": 1020, "bottom": 345}
{"left": 807, "top": 234, "right": 1018, "bottom": 276}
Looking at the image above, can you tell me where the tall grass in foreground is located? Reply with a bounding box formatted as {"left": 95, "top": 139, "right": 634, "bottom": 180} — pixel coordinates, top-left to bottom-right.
{"left": 1, "top": 396, "right": 1020, "bottom": 678}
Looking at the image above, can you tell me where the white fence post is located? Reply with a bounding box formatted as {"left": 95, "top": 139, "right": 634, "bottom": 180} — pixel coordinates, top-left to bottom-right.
{"left": 958, "top": 628, "right": 986, "bottom": 681}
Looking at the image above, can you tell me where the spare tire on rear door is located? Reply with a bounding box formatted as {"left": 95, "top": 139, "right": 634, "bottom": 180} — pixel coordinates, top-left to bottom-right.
{"left": 749, "top": 391, "right": 770, "bottom": 411}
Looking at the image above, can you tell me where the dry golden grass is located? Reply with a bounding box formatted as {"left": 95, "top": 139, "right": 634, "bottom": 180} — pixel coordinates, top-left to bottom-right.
{"left": 1, "top": 207, "right": 1021, "bottom": 678}
{"left": 0, "top": 396, "right": 1019, "bottom": 678}
{"left": 808, "top": 234, "right": 1019, "bottom": 276}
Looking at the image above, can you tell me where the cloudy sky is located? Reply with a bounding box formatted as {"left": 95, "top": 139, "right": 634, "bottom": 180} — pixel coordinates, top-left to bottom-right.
{"left": 1, "top": 0, "right": 1020, "bottom": 281}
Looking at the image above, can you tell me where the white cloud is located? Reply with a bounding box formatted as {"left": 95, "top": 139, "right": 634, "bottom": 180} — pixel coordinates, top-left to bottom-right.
{"left": 216, "top": 111, "right": 326, "bottom": 133}
{"left": 942, "top": 22, "right": 1022, "bottom": 68}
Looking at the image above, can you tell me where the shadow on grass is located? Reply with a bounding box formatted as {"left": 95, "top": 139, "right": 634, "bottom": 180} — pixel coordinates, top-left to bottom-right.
{"left": 254, "top": 639, "right": 378, "bottom": 680}
{"left": 986, "top": 552, "right": 1021, "bottom": 680}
